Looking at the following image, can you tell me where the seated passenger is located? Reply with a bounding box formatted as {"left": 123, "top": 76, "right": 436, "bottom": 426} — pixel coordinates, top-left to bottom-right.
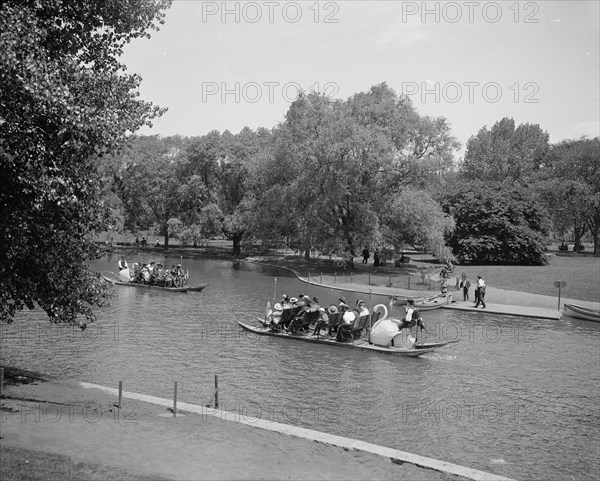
{"left": 338, "top": 297, "right": 350, "bottom": 312}
{"left": 141, "top": 264, "right": 150, "bottom": 284}
{"left": 312, "top": 308, "right": 329, "bottom": 335}
{"left": 156, "top": 263, "right": 166, "bottom": 286}
{"left": 267, "top": 303, "right": 284, "bottom": 331}
{"left": 336, "top": 308, "right": 357, "bottom": 342}
{"left": 356, "top": 299, "right": 369, "bottom": 317}
{"left": 280, "top": 294, "right": 292, "bottom": 308}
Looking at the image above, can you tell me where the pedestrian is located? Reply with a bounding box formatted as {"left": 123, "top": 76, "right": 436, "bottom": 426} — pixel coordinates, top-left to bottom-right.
{"left": 373, "top": 249, "right": 380, "bottom": 267}
{"left": 474, "top": 275, "right": 486, "bottom": 308}
{"left": 457, "top": 272, "right": 471, "bottom": 301}
{"left": 362, "top": 246, "right": 370, "bottom": 264}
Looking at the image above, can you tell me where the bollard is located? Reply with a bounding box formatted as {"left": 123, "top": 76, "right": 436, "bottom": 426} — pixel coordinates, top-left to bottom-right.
{"left": 214, "top": 375, "right": 219, "bottom": 409}
{"left": 308, "top": 271, "right": 310, "bottom": 283}
{"left": 173, "top": 381, "right": 178, "bottom": 417}
{"left": 0, "top": 367, "right": 2, "bottom": 438}
{"left": 118, "top": 380, "right": 123, "bottom": 409}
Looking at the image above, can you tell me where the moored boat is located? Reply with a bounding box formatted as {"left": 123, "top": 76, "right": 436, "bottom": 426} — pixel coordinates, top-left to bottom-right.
{"left": 413, "top": 294, "right": 453, "bottom": 311}
{"left": 563, "top": 303, "right": 600, "bottom": 322}
{"left": 388, "top": 295, "right": 422, "bottom": 307}
{"left": 237, "top": 320, "right": 433, "bottom": 357}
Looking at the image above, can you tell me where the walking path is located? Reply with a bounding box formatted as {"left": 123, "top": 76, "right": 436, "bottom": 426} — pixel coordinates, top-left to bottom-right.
{"left": 284, "top": 270, "right": 598, "bottom": 321}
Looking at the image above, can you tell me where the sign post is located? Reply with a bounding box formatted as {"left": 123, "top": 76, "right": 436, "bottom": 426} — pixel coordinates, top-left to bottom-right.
{"left": 553, "top": 280, "right": 566, "bottom": 310}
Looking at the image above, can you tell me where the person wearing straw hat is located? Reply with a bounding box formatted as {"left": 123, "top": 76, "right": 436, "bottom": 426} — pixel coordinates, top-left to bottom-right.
{"left": 338, "top": 297, "right": 350, "bottom": 312}
{"left": 267, "top": 303, "right": 284, "bottom": 331}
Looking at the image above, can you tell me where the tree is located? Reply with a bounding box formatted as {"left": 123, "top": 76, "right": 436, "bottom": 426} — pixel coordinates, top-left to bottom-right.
{"left": 441, "top": 182, "right": 550, "bottom": 265}
{"left": 0, "top": 1, "right": 170, "bottom": 324}
{"left": 249, "top": 84, "right": 460, "bottom": 262}
{"left": 381, "top": 188, "right": 454, "bottom": 258}
{"left": 536, "top": 179, "right": 589, "bottom": 248}
{"left": 461, "top": 118, "right": 549, "bottom": 184}
{"left": 539, "top": 138, "right": 600, "bottom": 255}
{"left": 117, "top": 135, "right": 186, "bottom": 247}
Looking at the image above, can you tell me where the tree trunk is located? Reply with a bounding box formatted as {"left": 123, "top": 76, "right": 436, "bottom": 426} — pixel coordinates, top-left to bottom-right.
{"left": 587, "top": 214, "right": 600, "bottom": 256}
{"left": 164, "top": 229, "right": 169, "bottom": 249}
{"left": 304, "top": 248, "right": 310, "bottom": 260}
{"left": 573, "top": 220, "right": 586, "bottom": 252}
{"left": 232, "top": 233, "right": 242, "bottom": 255}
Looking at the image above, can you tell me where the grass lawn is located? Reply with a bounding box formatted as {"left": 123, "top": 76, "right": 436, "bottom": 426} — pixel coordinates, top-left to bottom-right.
{"left": 447, "top": 254, "right": 600, "bottom": 302}
{"left": 0, "top": 445, "right": 168, "bottom": 481}
{"left": 265, "top": 252, "right": 600, "bottom": 303}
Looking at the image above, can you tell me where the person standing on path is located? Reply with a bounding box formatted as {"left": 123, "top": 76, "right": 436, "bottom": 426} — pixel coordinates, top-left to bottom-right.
{"left": 474, "top": 275, "right": 486, "bottom": 308}
{"left": 362, "top": 246, "right": 370, "bottom": 264}
{"left": 456, "top": 272, "right": 471, "bottom": 301}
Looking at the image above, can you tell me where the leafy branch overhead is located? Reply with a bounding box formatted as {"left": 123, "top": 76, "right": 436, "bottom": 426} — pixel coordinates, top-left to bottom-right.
{"left": 0, "top": 0, "right": 171, "bottom": 325}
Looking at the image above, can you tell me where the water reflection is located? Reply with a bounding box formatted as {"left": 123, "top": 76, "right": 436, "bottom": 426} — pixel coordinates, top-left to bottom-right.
{"left": 1, "top": 256, "right": 599, "bottom": 481}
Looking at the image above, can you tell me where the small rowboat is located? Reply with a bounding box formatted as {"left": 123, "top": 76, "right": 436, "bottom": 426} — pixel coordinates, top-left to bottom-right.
{"left": 102, "top": 273, "right": 206, "bottom": 293}
{"left": 413, "top": 294, "right": 452, "bottom": 311}
{"left": 237, "top": 321, "right": 433, "bottom": 357}
{"left": 389, "top": 295, "right": 421, "bottom": 307}
{"left": 564, "top": 303, "right": 600, "bottom": 323}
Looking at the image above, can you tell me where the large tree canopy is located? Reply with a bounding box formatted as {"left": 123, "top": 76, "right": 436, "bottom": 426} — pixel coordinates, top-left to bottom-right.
{"left": 0, "top": 0, "right": 170, "bottom": 324}
{"left": 249, "top": 84, "right": 460, "bottom": 261}
{"left": 461, "top": 117, "right": 549, "bottom": 184}
{"left": 537, "top": 137, "right": 600, "bottom": 255}
{"left": 441, "top": 182, "right": 550, "bottom": 265}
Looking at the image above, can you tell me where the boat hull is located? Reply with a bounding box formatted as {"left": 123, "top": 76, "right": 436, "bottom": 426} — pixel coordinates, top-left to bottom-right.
{"left": 103, "top": 275, "right": 206, "bottom": 293}
{"left": 415, "top": 339, "right": 459, "bottom": 349}
{"left": 389, "top": 295, "right": 421, "bottom": 306}
{"left": 414, "top": 294, "right": 452, "bottom": 311}
{"left": 237, "top": 321, "right": 433, "bottom": 357}
{"left": 564, "top": 304, "right": 600, "bottom": 322}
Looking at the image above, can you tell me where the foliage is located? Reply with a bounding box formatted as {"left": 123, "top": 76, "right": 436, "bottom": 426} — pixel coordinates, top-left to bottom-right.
{"left": 441, "top": 182, "right": 549, "bottom": 265}
{"left": 0, "top": 0, "right": 170, "bottom": 324}
{"left": 249, "top": 84, "right": 460, "bottom": 260}
{"left": 461, "top": 117, "right": 549, "bottom": 184}
{"left": 114, "top": 135, "right": 187, "bottom": 247}
{"left": 537, "top": 138, "right": 600, "bottom": 255}
{"left": 381, "top": 188, "right": 454, "bottom": 257}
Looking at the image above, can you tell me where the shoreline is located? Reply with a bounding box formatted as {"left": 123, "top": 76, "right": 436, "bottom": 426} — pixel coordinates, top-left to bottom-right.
{"left": 100, "top": 246, "right": 600, "bottom": 304}
{"left": 0, "top": 371, "right": 509, "bottom": 481}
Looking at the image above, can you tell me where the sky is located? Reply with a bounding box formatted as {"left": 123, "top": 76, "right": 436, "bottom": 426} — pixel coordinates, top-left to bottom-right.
{"left": 122, "top": 0, "right": 600, "bottom": 157}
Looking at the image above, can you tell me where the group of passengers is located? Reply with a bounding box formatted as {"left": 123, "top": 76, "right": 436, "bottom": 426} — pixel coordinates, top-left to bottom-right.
{"left": 118, "top": 257, "right": 187, "bottom": 287}
{"left": 265, "top": 294, "right": 371, "bottom": 341}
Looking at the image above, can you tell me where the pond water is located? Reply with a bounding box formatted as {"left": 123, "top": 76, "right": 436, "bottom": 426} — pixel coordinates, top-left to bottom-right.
{"left": 1, "top": 254, "right": 599, "bottom": 481}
